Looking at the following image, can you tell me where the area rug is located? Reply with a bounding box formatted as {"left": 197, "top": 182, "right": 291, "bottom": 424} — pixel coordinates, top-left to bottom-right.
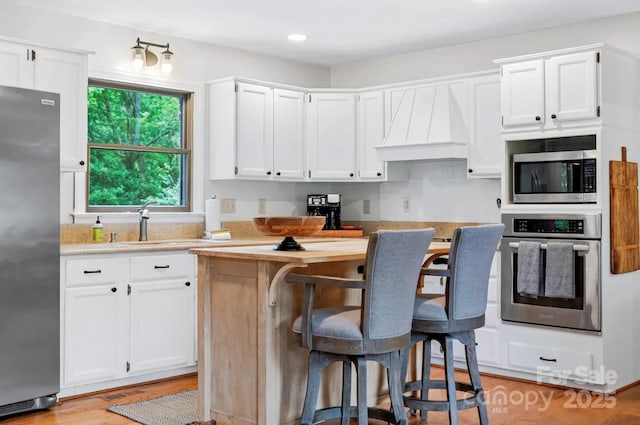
{"left": 107, "top": 390, "right": 210, "bottom": 425}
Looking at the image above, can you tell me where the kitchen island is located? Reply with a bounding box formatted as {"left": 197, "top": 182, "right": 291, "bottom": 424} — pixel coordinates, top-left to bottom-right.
{"left": 190, "top": 238, "right": 449, "bottom": 425}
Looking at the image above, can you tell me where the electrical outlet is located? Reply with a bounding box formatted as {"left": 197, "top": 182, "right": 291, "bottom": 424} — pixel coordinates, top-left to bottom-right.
{"left": 258, "top": 198, "right": 267, "bottom": 215}
{"left": 220, "top": 198, "right": 236, "bottom": 214}
{"left": 402, "top": 196, "right": 411, "bottom": 213}
{"left": 363, "top": 199, "right": 371, "bottom": 215}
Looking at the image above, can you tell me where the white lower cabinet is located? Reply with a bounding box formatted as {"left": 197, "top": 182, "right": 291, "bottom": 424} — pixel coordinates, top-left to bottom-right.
{"left": 129, "top": 279, "right": 195, "bottom": 374}
{"left": 64, "top": 284, "right": 126, "bottom": 385}
{"left": 61, "top": 252, "right": 196, "bottom": 395}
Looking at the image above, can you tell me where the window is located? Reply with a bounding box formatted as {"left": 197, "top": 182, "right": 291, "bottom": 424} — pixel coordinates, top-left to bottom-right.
{"left": 87, "top": 80, "right": 192, "bottom": 212}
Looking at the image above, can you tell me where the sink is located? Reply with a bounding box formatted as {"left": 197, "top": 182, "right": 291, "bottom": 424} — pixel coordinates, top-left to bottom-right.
{"left": 110, "top": 239, "right": 225, "bottom": 247}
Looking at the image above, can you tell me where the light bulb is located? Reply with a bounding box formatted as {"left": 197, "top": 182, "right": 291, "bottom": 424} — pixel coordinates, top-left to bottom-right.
{"left": 132, "top": 46, "right": 145, "bottom": 70}
{"left": 160, "top": 50, "right": 173, "bottom": 74}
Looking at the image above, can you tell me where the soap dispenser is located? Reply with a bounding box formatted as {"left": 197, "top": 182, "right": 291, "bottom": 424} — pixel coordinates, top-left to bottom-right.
{"left": 92, "top": 216, "right": 104, "bottom": 242}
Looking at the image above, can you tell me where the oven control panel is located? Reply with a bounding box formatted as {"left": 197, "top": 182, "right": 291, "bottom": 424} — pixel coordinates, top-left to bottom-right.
{"left": 514, "top": 218, "right": 584, "bottom": 234}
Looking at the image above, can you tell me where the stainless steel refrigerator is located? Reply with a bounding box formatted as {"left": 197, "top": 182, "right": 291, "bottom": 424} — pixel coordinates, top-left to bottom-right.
{"left": 0, "top": 86, "right": 60, "bottom": 417}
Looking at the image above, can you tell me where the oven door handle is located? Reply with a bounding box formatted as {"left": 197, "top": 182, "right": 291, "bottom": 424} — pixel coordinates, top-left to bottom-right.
{"left": 508, "top": 242, "right": 590, "bottom": 252}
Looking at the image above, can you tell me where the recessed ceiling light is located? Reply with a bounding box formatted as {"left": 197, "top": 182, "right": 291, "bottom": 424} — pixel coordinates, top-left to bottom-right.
{"left": 288, "top": 34, "right": 307, "bottom": 42}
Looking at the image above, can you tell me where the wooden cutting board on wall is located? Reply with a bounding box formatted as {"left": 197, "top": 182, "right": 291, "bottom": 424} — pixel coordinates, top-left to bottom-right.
{"left": 610, "top": 146, "right": 640, "bottom": 274}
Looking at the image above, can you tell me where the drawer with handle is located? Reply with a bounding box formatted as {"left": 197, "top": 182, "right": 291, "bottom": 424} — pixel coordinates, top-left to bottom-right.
{"left": 66, "top": 258, "right": 121, "bottom": 287}
{"left": 130, "top": 254, "right": 192, "bottom": 281}
{"left": 507, "top": 341, "right": 601, "bottom": 383}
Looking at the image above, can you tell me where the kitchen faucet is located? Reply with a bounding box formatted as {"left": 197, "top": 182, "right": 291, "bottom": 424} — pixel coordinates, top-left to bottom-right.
{"left": 137, "top": 200, "right": 156, "bottom": 241}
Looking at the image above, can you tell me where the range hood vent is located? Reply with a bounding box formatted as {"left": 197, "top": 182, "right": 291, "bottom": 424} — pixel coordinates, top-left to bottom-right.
{"left": 375, "top": 80, "right": 469, "bottom": 161}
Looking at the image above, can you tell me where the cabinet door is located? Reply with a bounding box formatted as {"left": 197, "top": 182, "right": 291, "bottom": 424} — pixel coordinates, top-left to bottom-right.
{"left": 0, "top": 40, "right": 33, "bottom": 88}
{"left": 64, "top": 285, "right": 125, "bottom": 385}
{"left": 500, "top": 60, "right": 545, "bottom": 127}
{"left": 33, "top": 48, "right": 88, "bottom": 172}
{"left": 129, "top": 279, "right": 195, "bottom": 374}
{"left": 236, "top": 83, "right": 274, "bottom": 178}
{"left": 307, "top": 93, "right": 356, "bottom": 180}
{"left": 467, "top": 74, "right": 502, "bottom": 178}
{"left": 357, "top": 90, "right": 385, "bottom": 180}
{"left": 273, "top": 88, "right": 305, "bottom": 179}
{"left": 546, "top": 51, "right": 598, "bottom": 123}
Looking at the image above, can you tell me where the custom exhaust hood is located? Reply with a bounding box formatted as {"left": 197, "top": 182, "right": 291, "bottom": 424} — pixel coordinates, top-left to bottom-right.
{"left": 375, "top": 79, "right": 469, "bottom": 161}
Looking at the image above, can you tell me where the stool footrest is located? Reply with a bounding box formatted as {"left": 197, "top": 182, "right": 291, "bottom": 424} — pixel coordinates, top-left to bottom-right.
{"left": 403, "top": 379, "right": 485, "bottom": 412}
{"left": 311, "top": 406, "right": 398, "bottom": 425}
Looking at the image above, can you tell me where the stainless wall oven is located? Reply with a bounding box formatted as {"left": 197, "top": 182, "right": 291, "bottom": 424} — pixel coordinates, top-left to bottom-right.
{"left": 501, "top": 213, "right": 601, "bottom": 332}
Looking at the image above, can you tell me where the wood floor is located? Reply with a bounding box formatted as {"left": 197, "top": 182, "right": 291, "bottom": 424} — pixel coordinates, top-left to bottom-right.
{"left": 2, "top": 371, "right": 640, "bottom": 425}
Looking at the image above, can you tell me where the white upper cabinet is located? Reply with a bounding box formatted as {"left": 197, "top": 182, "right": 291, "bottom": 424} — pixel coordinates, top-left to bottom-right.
{"left": 467, "top": 74, "right": 503, "bottom": 178}
{"left": 357, "top": 90, "right": 385, "bottom": 180}
{"left": 498, "top": 49, "right": 600, "bottom": 131}
{"left": 0, "top": 40, "right": 33, "bottom": 87}
{"left": 497, "top": 44, "right": 640, "bottom": 133}
{"left": 500, "top": 60, "right": 545, "bottom": 127}
{"left": 273, "top": 88, "right": 305, "bottom": 179}
{"left": 236, "top": 82, "right": 274, "bottom": 178}
{"left": 208, "top": 79, "right": 305, "bottom": 180}
{"left": 306, "top": 92, "right": 357, "bottom": 181}
{"left": 33, "top": 48, "right": 88, "bottom": 172}
{"left": 545, "top": 52, "right": 598, "bottom": 122}
{"left": 0, "top": 39, "right": 88, "bottom": 172}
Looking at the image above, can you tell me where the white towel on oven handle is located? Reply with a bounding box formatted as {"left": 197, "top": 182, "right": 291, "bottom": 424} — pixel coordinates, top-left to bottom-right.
{"left": 544, "top": 242, "right": 575, "bottom": 299}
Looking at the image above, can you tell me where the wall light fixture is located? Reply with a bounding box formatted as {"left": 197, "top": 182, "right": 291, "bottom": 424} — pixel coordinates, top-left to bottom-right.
{"left": 131, "top": 37, "right": 174, "bottom": 74}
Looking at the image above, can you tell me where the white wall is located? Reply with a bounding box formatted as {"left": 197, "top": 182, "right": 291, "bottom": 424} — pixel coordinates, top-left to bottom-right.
{"left": 0, "top": 3, "right": 331, "bottom": 224}
{"left": 330, "top": 11, "right": 640, "bottom": 224}
{"left": 5, "top": 5, "right": 640, "bottom": 226}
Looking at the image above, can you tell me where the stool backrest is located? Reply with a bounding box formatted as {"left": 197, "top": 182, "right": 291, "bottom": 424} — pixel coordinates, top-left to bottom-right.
{"left": 446, "top": 224, "right": 504, "bottom": 321}
{"left": 363, "top": 229, "right": 435, "bottom": 342}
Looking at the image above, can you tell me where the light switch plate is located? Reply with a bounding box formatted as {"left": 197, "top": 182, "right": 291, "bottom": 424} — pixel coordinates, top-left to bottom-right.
{"left": 363, "top": 199, "right": 371, "bottom": 215}
{"left": 258, "top": 198, "right": 267, "bottom": 215}
{"left": 220, "top": 199, "right": 236, "bottom": 214}
{"left": 402, "top": 197, "right": 411, "bottom": 213}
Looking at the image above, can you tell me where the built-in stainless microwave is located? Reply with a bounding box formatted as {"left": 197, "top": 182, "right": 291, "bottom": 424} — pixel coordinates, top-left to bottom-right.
{"left": 512, "top": 150, "right": 596, "bottom": 203}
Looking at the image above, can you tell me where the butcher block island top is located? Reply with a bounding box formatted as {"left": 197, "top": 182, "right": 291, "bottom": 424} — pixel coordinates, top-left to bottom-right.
{"left": 190, "top": 238, "right": 449, "bottom": 262}
{"left": 191, "top": 238, "right": 449, "bottom": 425}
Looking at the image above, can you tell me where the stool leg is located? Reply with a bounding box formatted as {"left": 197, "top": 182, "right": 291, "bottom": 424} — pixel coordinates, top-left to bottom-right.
{"left": 420, "top": 338, "right": 432, "bottom": 421}
{"left": 341, "top": 360, "right": 352, "bottom": 425}
{"left": 464, "top": 332, "right": 489, "bottom": 425}
{"left": 356, "top": 357, "right": 368, "bottom": 425}
{"left": 301, "top": 351, "right": 325, "bottom": 425}
{"left": 388, "top": 351, "right": 408, "bottom": 425}
{"left": 443, "top": 336, "right": 459, "bottom": 425}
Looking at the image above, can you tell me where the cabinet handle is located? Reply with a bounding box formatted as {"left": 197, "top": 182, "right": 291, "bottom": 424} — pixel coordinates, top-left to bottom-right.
{"left": 83, "top": 269, "right": 102, "bottom": 274}
{"left": 349, "top": 173, "right": 354, "bottom": 177}
{"left": 185, "top": 282, "right": 191, "bottom": 287}
{"left": 79, "top": 160, "right": 85, "bottom": 166}
{"left": 376, "top": 172, "right": 382, "bottom": 177}
{"left": 551, "top": 114, "right": 557, "bottom": 119}
{"left": 539, "top": 356, "right": 557, "bottom": 362}
{"left": 468, "top": 168, "right": 473, "bottom": 173}
{"left": 266, "top": 171, "right": 272, "bottom": 175}
{"left": 154, "top": 265, "right": 170, "bottom": 269}
{"left": 276, "top": 171, "right": 281, "bottom": 176}
{"left": 535, "top": 116, "right": 541, "bottom": 121}
{"left": 111, "top": 287, "right": 117, "bottom": 293}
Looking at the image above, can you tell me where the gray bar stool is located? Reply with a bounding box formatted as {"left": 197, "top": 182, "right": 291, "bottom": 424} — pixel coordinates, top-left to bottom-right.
{"left": 402, "top": 224, "right": 504, "bottom": 425}
{"left": 286, "top": 229, "right": 435, "bottom": 425}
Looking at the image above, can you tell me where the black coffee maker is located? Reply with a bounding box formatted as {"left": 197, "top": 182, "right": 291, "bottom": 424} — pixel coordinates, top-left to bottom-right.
{"left": 307, "top": 194, "right": 341, "bottom": 230}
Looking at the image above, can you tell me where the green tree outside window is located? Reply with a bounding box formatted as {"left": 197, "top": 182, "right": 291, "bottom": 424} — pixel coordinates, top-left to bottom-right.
{"left": 87, "top": 81, "right": 191, "bottom": 211}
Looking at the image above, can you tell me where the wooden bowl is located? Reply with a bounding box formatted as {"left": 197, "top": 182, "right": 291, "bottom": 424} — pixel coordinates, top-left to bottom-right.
{"left": 253, "top": 216, "right": 326, "bottom": 237}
